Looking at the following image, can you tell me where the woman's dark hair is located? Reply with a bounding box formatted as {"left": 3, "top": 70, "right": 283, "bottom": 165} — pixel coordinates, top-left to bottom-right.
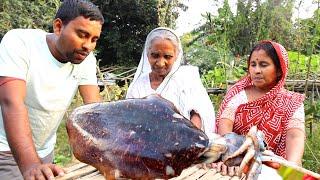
{"left": 248, "top": 41, "right": 282, "bottom": 80}
{"left": 55, "top": 0, "right": 104, "bottom": 25}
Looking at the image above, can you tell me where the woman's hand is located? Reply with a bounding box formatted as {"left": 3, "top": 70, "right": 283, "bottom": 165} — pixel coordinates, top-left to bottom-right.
{"left": 208, "top": 162, "right": 240, "bottom": 177}
{"left": 190, "top": 110, "right": 202, "bottom": 129}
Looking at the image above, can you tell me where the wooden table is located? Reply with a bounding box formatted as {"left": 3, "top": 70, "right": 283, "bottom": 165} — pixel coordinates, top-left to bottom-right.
{"left": 57, "top": 161, "right": 240, "bottom": 180}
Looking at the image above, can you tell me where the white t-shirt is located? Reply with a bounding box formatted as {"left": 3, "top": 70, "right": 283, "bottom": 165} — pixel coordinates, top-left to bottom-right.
{"left": 126, "top": 65, "right": 216, "bottom": 139}
{"left": 0, "top": 29, "right": 98, "bottom": 157}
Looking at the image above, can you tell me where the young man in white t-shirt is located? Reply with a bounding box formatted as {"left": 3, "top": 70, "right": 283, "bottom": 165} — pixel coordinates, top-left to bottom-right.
{"left": 0, "top": 0, "right": 104, "bottom": 179}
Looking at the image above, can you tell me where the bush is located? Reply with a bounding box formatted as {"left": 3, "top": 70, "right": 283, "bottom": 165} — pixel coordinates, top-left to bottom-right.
{"left": 0, "top": 0, "right": 59, "bottom": 40}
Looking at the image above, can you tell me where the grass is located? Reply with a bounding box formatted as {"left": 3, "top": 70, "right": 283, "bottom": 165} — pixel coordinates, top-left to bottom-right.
{"left": 53, "top": 92, "right": 83, "bottom": 166}
{"left": 303, "top": 122, "right": 320, "bottom": 172}
{"left": 54, "top": 118, "right": 72, "bottom": 166}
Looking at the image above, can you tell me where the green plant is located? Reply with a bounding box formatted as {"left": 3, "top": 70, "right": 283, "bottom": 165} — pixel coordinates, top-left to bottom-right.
{"left": 54, "top": 119, "right": 72, "bottom": 166}
{"left": 302, "top": 122, "right": 320, "bottom": 173}
{"left": 0, "top": 0, "right": 60, "bottom": 40}
{"left": 288, "top": 51, "right": 320, "bottom": 80}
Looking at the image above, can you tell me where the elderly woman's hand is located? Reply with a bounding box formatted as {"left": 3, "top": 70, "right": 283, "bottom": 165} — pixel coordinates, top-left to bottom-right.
{"left": 190, "top": 110, "right": 202, "bottom": 130}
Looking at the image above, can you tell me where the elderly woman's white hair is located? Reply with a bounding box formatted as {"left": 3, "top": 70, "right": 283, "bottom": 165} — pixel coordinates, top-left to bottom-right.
{"left": 145, "top": 29, "right": 180, "bottom": 56}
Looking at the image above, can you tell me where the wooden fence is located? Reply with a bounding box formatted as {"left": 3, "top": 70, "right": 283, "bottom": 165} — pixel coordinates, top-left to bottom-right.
{"left": 97, "top": 66, "right": 320, "bottom": 97}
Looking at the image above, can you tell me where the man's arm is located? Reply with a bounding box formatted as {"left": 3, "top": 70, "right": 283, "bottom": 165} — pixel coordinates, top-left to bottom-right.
{"left": 0, "top": 78, "right": 63, "bottom": 179}
{"left": 79, "top": 85, "right": 102, "bottom": 104}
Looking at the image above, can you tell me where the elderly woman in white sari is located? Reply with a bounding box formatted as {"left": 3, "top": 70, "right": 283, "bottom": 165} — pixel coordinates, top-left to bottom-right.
{"left": 126, "top": 27, "right": 216, "bottom": 138}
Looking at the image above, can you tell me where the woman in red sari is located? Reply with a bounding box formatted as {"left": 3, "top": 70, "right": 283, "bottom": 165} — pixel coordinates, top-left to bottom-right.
{"left": 216, "top": 41, "right": 305, "bottom": 176}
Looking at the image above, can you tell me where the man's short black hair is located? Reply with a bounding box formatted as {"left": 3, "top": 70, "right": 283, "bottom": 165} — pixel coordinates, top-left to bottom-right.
{"left": 55, "top": 0, "right": 104, "bottom": 25}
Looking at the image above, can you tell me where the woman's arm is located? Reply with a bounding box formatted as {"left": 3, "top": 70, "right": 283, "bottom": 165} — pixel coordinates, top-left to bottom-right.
{"left": 218, "top": 118, "right": 234, "bottom": 135}
{"left": 214, "top": 118, "right": 237, "bottom": 176}
{"left": 286, "top": 103, "right": 305, "bottom": 165}
{"left": 286, "top": 128, "right": 305, "bottom": 165}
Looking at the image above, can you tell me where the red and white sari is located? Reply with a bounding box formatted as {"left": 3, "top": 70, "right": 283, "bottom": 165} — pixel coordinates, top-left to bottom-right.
{"left": 216, "top": 41, "right": 305, "bottom": 158}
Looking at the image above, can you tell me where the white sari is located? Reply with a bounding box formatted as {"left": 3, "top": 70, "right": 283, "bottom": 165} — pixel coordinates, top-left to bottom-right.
{"left": 126, "top": 27, "right": 216, "bottom": 139}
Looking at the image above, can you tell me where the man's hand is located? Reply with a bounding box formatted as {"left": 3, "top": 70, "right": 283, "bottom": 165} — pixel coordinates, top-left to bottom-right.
{"left": 23, "top": 163, "right": 65, "bottom": 180}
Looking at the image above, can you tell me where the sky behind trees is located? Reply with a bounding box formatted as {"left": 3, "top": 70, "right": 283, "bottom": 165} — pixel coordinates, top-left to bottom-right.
{"left": 175, "top": 0, "right": 317, "bottom": 36}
